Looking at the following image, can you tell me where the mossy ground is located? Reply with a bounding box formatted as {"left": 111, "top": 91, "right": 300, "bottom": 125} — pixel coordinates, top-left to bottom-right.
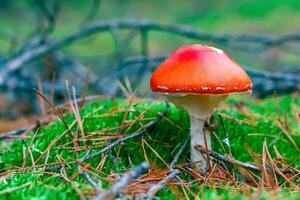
{"left": 0, "top": 94, "right": 300, "bottom": 199}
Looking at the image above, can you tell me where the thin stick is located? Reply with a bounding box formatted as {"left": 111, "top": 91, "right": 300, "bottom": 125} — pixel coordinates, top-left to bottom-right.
{"left": 146, "top": 135, "right": 189, "bottom": 198}
{"left": 78, "top": 150, "right": 100, "bottom": 191}
{"left": 34, "top": 88, "right": 70, "bottom": 133}
{"left": 44, "top": 102, "right": 169, "bottom": 171}
{"left": 195, "top": 145, "right": 297, "bottom": 174}
{"left": 146, "top": 169, "right": 180, "bottom": 199}
{"left": 92, "top": 162, "right": 149, "bottom": 200}
{"left": 0, "top": 124, "right": 36, "bottom": 140}
{"left": 4, "top": 19, "right": 300, "bottom": 78}
{"left": 82, "top": 102, "right": 168, "bottom": 162}
{"left": 0, "top": 182, "right": 33, "bottom": 195}
{"left": 170, "top": 136, "right": 189, "bottom": 170}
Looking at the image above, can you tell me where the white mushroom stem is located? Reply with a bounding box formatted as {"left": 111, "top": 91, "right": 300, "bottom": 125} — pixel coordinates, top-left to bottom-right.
{"left": 189, "top": 116, "right": 210, "bottom": 171}
{"left": 167, "top": 94, "right": 227, "bottom": 172}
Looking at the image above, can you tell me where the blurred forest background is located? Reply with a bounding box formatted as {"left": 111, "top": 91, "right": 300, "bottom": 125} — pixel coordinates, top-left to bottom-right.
{"left": 1, "top": 0, "right": 300, "bottom": 132}
{"left": 2, "top": 1, "right": 300, "bottom": 199}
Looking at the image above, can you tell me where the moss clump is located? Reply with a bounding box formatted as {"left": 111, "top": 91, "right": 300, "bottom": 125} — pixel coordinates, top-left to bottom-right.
{"left": 0, "top": 95, "right": 299, "bottom": 199}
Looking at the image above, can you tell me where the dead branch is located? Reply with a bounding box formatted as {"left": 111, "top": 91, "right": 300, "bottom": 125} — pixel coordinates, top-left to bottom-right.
{"left": 78, "top": 150, "right": 100, "bottom": 191}
{"left": 79, "top": 102, "right": 169, "bottom": 162}
{"left": 146, "top": 169, "right": 180, "bottom": 199}
{"left": 0, "top": 182, "right": 33, "bottom": 195}
{"left": 0, "top": 78, "right": 65, "bottom": 94}
{"left": 100, "top": 55, "right": 300, "bottom": 97}
{"left": 2, "top": 19, "right": 300, "bottom": 84}
{"left": 92, "top": 162, "right": 149, "bottom": 200}
{"left": 0, "top": 125, "right": 36, "bottom": 140}
{"left": 34, "top": 88, "right": 70, "bottom": 134}
{"left": 145, "top": 135, "right": 189, "bottom": 199}
{"left": 44, "top": 102, "right": 169, "bottom": 171}
{"left": 195, "top": 145, "right": 261, "bottom": 171}
{"left": 170, "top": 136, "right": 189, "bottom": 170}
{"left": 0, "top": 95, "right": 108, "bottom": 139}
{"left": 0, "top": 120, "right": 49, "bottom": 140}
{"left": 195, "top": 145, "right": 296, "bottom": 174}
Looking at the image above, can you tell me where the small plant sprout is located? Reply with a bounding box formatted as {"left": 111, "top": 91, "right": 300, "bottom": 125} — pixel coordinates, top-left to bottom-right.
{"left": 150, "top": 44, "right": 252, "bottom": 172}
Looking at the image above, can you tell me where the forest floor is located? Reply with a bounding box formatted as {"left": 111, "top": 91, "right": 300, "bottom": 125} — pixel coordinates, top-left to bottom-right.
{"left": 0, "top": 94, "right": 300, "bottom": 199}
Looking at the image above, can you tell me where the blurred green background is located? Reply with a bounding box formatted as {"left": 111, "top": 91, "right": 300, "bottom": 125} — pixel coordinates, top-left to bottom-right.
{"left": 1, "top": 0, "right": 300, "bottom": 72}
{"left": 1, "top": 1, "right": 300, "bottom": 199}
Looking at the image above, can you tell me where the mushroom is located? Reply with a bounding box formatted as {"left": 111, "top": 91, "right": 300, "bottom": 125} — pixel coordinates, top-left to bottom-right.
{"left": 150, "top": 44, "right": 252, "bottom": 172}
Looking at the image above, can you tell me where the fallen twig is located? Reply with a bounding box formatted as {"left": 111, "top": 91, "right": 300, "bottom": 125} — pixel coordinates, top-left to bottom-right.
{"left": 0, "top": 120, "right": 50, "bottom": 140}
{"left": 0, "top": 95, "right": 108, "bottom": 140}
{"left": 2, "top": 19, "right": 300, "bottom": 84}
{"left": 146, "top": 169, "right": 180, "bottom": 199}
{"left": 44, "top": 102, "right": 169, "bottom": 171}
{"left": 0, "top": 182, "right": 33, "bottom": 195}
{"left": 79, "top": 103, "right": 168, "bottom": 162}
{"left": 145, "top": 135, "right": 189, "bottom": 199}
{"left": 34, "top": 88, "right": 70, "bottom": 132}
{"left": 0, "top": 125, "right": 36, "bottom": 140}
{"left": 169, "top": 136, "right": 189, "bottom": 170}
{"left": 92, "top": 162, "right": 149, "bottom": 200}
{"left": 195, "top": 145, "right": 296, "bottom": 174}
{"left": 78, "top": 150, "right": 100, "bottom": 191}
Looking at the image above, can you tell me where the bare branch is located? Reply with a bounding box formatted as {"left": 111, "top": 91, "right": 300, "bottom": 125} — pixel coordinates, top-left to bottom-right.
{"left": 195, "top": 145, "right": 296, "bottom": 174}
{"left": 78, "top": 150, "right": 100, "bottom": 191}
{"left": 100, "top": 55, "right": 300, "bottom": 97}
{"left": 34, "top": 88, "right": 70, "bottom": 133}
{"left": 3, "top": 19, "right": 300, "bottom": 84}
{"left": 80, "top": 102, "right": 169, "bottom": 162}
{"left": 170, "top": 136, "right": 189, "bottom": 170}
{"left": 92, "top": 162, "right": 149, "bottom": 200}
{"left": 0, "top": 182, "right": 33, "bottom": 195}
{"left": 134, "top": 28, "right": 149, "bottom": 87}
{"left": 145, "top": 135, "right": 189, "bottom": 198}
{"left": 0, "top": 118, "right": 52, "bottom": 140}
{"left": 44, "top": 102, "right": 169, "bottom": 171}
{"left": 0, "top": 125, "right": 36, "bottom": 140}
{"left": 146, "top": 169, "right": 180, "bottom": 199}
{"left": 0, "top": 95, "right": 108, "bottom": 140}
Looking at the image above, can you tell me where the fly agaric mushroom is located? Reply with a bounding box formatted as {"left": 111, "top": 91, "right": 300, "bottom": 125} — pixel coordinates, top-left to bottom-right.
{"left": 150, "top": 44, "right": 252, "bottom": 172}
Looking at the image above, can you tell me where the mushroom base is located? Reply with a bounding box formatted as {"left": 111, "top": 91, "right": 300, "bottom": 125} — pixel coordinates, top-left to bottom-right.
{"left": 167, "top": 94, "right": 227, "bottom": 172}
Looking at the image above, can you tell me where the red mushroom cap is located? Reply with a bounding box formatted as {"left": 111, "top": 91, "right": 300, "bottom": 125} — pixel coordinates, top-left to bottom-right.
{"left": 150, "top": 44, "right": 252, "bottom": 94}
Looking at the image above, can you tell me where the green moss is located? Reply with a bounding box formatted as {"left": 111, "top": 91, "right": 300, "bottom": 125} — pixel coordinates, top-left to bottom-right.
{"left": 0, "top": 95, "right": 300, "bottom": 199}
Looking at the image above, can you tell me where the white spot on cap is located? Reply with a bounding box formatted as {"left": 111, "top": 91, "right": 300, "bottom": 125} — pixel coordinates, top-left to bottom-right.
{"left": 157, "top": 85, "right": 169, "bottom": 90}
{"left": 208, "top": 46, "right": 224, "bottom": 54}
{"left": 201, "top": 86, "right": 210, "bottom": 90}
{"left": 216, "top": 87, "right": 225, "bottom": 91}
